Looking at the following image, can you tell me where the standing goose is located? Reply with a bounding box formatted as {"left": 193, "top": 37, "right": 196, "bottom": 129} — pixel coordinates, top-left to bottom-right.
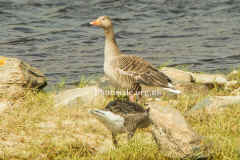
{"left": 90, "top": 16, "right": 181, "bottom": 101}
{"left": 89, "top": 100, "right": 151, "bottom": 147}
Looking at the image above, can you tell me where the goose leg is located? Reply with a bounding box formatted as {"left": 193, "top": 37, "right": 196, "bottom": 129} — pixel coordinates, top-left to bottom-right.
{"left": 127, "top": 130, "right": 136, "bottom": 141}
{"left": 129, "top": 83, "right": 141, "bottom": 102}
{"left": 113, "top": 88, "right": 118, "bottom": 100}
{"left": 112, "top": 133, "right": 118, "bottom": 147}
{"left": 135, "top": 85, "right": 142, "bottom": 102}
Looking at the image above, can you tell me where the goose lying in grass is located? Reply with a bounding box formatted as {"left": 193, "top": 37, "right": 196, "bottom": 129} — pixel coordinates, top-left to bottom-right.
{"left": 89, "top": 100, "right": 151, "bottom": 147}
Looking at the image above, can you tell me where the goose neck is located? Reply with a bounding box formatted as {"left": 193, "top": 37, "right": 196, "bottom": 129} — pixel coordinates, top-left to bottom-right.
{"left": 104, "top": 27, "right": 120, "bottom": 62}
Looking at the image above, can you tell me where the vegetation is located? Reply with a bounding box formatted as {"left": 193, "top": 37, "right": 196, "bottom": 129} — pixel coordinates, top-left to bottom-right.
{"left": 0, "top": 68, "right": 240, "bottom": 160}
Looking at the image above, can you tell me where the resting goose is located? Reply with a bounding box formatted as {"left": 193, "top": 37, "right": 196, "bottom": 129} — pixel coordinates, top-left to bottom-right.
{"left": 90, "top": 16, "right": 181, "bottom": 101}
{"left": 89, "top": 100, "right": 151, "bottom": 147}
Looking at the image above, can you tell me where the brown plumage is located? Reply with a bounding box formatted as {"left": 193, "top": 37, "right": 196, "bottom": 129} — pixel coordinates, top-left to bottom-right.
{"left": 112, "top": 55, "right": 172, "bottom": 87}
{"left": 105, "top": 99, "right": 146, "bottom": 113}
{"left": 90, "top": 16, "right": 180, "bottom": 100}
{"left": 89, "top": 100, "right": 151, "bottom": 146}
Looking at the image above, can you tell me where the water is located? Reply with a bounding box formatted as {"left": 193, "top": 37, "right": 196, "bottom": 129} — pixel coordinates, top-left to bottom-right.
{"left": 0, "top": 0, "right": 240, "bottom": 86}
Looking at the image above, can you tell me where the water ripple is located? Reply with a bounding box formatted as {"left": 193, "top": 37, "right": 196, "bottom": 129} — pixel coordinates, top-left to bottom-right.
{"left": 0, "top": 0, "right": 240, "bottom": 85}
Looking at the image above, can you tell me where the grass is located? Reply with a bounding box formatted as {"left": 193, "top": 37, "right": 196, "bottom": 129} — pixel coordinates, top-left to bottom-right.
{"left": 52, "top": 75, "right": 97, "bottom": 91}
{"left": 0, "top": 69, "right": 240, "bottom": 160}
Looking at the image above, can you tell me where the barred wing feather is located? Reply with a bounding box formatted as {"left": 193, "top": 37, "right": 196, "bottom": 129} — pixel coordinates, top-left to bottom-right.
{"left": 112, "top": 55, "right": 172, "bottom": 88}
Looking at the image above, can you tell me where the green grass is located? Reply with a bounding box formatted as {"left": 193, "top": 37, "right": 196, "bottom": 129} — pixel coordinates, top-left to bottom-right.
{"left": 0, "top": 71, "right": 240, "bottom": 160}
{"left": 77, "top": 76, "right": 91, "bottom": 88}
{"left": 52, "top": 76, "right": 90, "bottom": 91}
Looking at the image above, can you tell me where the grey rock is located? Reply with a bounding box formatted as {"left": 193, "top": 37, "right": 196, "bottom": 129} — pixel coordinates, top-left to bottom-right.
{"left": 226, "top": 81, "right": 239, "bottom": 87}
{"left": 54, "top": 86, "right": 106, "bottom": 107}
{"left": 231, "top": 88, "right": 240, "bottom": 96}
{"left": 160, "top": 67, "right": 194, "bottom": 83}
{"left": 0, "top": 56, "right": 47, "bottom": 99}
{"left": 175, "top": 82, "right": 210, "bottom": 94}
{"left": 149, "top": 102, "right": 208, "bottom": 159}
{"left": 228, "top": 70, "right": 239, "bottom": 77}
{"left": 0, "top": 101, "right": 9, "bottom": 113}
{"left": 189, "top": 96, "right": 240, "bottom": 113}
{"left": 192, "top": 73, "right": 227, "bottom": 85}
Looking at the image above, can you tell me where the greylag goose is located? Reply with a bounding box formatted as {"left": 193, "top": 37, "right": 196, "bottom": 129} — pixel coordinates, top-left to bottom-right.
{"left": 89, "top": 100, "right": 151, "bottom": 147}
{"left": 90, "top": 16, "right": 181, "bottom": 101}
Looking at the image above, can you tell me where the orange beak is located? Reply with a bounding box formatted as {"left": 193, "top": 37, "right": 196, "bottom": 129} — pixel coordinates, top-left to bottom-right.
{"left": 90, "top": 19, "right": 101, "bottom": 26}
{"left": 0, "top": 58, "right": 6, "bottom": 66}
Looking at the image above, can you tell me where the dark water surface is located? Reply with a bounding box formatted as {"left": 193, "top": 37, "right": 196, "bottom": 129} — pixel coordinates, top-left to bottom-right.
{"left": 1, "top": 0, "right": 240, "bottom": 85}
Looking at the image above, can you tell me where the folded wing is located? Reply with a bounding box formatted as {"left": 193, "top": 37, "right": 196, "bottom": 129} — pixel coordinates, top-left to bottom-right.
{"left": 112, "top": 55, "right": 172, "bottom": 88}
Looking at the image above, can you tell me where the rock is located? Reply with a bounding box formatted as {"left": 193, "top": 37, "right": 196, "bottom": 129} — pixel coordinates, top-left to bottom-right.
{"left": 160, "top": 67, "right": 194, "bottom": 83}
{"left": 0, "top": 56, "right": 47, "bottom": 99}
{"left": 54, "top": 86, "right": 107, "bottom": 107}
{"left": 192, "top": 73, "right": 227, "bottom": 85}
{"left": 225, "top": 81, "right": 240, "bottom": 91}
{"left": 231, "top": 88, "right": 240, "bottom": 96}
{"left": 175, "top": 82, "right": 210, "bottom": 94}
{"left": 0, "top": 101, "right": 9, "bottom": 113}
{"left": 97, "top": 76, "right": 114, "bottom": 88}
{"left": 149, "top": 102, "right": 209, "bottom": 159}
{"left": 189, "top": 96, "right": 240, "bottom": 113}
{"left": 228, "top": 70, "right": 239, "bottom": 79}
{"left": 226, "top": 81, "right": 239, "bottom": 87}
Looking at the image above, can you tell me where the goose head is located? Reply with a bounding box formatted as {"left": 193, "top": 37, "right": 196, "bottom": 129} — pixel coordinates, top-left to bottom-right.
{"left": 90, "top": 16, "right": 112, "bottom": 29}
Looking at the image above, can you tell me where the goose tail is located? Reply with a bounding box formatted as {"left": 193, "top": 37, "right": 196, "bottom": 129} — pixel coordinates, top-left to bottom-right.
{"left": 163, "top": 83, "right": 181, "bottom": 94}
{"left": 163, "top": 87, "right": 181, "bottom": 94}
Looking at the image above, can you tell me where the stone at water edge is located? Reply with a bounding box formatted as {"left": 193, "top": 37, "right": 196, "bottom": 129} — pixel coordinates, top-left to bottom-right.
{"left": 188, "top": 96, "right": 240, "bottom": 113}
{"left": 0, "top": 56, "right": 47, "bottom": 99}
{"left": 227, "top": 70, "right": 239, "bottom": 79}
{"left": 175, "top": 82, "right": 210, "bottom": 94}
{"left": 160, "top": 67, "right": 194, "bottom": 83}
{"left": 192, "top": 73, "right": 227, "bottom": 85}
{"left": 54, "top": 86, "right": 106, "bottom": 107}
{"left": 149, "top": 102, "right": 209, "bottom": 159}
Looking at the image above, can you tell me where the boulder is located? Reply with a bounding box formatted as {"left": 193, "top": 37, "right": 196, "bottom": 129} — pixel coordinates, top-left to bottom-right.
{"left": 225, "top": 81, "right": 239, "bottom": 88}
{"left": 175, "top": 82, "right": 210, "bottom": 94}
{"left": 192, "top": 73, "right": 227, "bottom": 85}
{"left": 149, "top": 102, "right": 209, "bottom": 159}
{"left": 227, "top": 70, "right": 239, "bottom": 80}
{"left": 0, "top": 56, "right": 47, "bottom": 99}
{"left": 231, "top": 88, "right": 240, "bottom": 96}
{"left": 160, "top": 67, "right": 194, "bottom": 83}
{"left": 54, "top": 86, "right": 107, "bottom": 107}
{"left": 189, "top": 96, "right": 240, "bottom": 113}
{"left": 0, "top": 101, "right": 9, "bottom": 113}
